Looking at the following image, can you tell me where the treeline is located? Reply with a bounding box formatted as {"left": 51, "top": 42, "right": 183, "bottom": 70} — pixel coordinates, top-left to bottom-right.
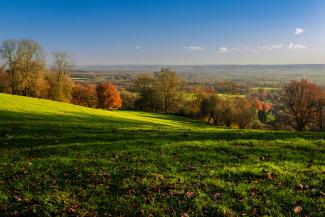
{"left": 122, "top": 75, "right": 260, "bottom": 129}
{"left": 121, "top": 70, "right": 325, "bottom": 131}
{"left": 1, "top": 39, "right": 325, "bottom": 132}
{"left": 0, "top": 39, "right": 122, "bottom": 109}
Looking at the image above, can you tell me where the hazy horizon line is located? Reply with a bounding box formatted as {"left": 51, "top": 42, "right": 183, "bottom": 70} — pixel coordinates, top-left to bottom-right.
{"left": 74, "top": 63, "right": 325, "bottom": 67}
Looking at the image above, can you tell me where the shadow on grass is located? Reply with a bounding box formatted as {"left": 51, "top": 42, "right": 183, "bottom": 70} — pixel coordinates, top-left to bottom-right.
{"left": 0, "top": 109, "right": 324, "bottom": 216}
{"left": 2, "top": 110, "right": 325, "bottom": 149}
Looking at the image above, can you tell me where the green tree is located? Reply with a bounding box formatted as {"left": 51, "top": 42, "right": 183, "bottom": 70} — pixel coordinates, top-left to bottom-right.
{"left": 154, "top": 68, "right": 183, "bottom": 113}
{"left": 133, "top": 74, "right": 161, "bottom": 112}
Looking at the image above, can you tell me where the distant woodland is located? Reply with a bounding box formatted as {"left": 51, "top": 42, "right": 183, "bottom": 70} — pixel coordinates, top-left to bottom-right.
{"left": 1, "top": 39, "right": 325, "bottom": 131}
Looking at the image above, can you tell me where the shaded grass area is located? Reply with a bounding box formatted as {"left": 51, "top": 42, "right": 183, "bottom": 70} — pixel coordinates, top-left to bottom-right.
{"left": 0, "top": 93, "right": 324, "bottom": 216}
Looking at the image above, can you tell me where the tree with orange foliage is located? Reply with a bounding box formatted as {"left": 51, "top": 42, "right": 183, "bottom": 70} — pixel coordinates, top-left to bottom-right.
{"left": 96, "top": 82, "right": 122, "bottom": 109}
{"left": 254, "top": 98, "right": 272, "bottom": 123}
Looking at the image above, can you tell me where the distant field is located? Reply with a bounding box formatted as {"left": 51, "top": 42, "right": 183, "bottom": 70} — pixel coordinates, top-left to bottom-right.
{"left": 184, "top": 93, "right": 245, "bottom": 101}
{"left": 0, "top": 94, "right": 324, "bottom": 216}
{"left": 251, "top": 87, "right": 281, "bottom": 91}
{"left": 73, "top": 64, "right": 325, "bottom": 84}
{"left": 217, "top": 93, "right": 245, "bottom": 99}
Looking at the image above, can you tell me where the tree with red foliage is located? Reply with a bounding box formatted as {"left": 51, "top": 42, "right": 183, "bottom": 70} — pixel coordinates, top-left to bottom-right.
{"left": 254, "top": 98, "right": 272, "bottom": 123}
{"left": 96, "top": 82, "right": 122, "bottom": 109}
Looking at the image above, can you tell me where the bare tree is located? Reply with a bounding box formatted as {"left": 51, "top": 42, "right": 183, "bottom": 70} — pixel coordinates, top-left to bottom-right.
{"left": 0, "top": 39, "right": 19, "bottom": 94}
{"left": 52, "top": 51, "right": 73, "bottom": 82}
{"left": 314, "top": 89, "right": 325, "bottom": 130}
{"left": 277, "top": 79, "right": 320, "bottom": 131}
{"left": 49, "top": 51, "right": 73, "bottom": 101}
{"left": 0, "top": 66, "right": 9, "bottom": 93}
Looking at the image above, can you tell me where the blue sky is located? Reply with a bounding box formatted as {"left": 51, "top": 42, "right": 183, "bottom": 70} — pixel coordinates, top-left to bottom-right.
{"left": 0, "top": 0, "right": 324, "bottom": 65}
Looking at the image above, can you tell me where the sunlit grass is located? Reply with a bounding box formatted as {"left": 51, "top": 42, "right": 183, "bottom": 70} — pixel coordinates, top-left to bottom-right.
{"left": 0, "top": 93, "right": 324, "bottom": 216}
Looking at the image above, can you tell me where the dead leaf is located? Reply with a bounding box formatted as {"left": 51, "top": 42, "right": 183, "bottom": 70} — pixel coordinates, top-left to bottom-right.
{"left": 131, "top": 202, "right": 138, "bottom": 209}
{"left": 213, "top": 192, "right": 221, "bottom": 201}
{"left": 251, "top": 188, "right": 258, "bottom": 196}
{"left": 293, "top": 200, "right": 304, "bottom": 214}
{"left": 186, "top": 191, "right": 194, "bottom": 198}
{"left": 128, "top": 189, "right": 136, "bottom": 196}
{"left": 250, "top": 207, "right": 262, "bottom": 217}
{"left": 266, "top": 171, "right": 273, "bottom": 180}
{"left": 292, "top": 205, "right": 302, "bottom": 214}
{"left": 181, "top": 213, "right": 189, "bottom": 217}
{"left": 13, "top": 194, "right": 22, "bottom": 202}
{"left": 67, "top": 207, "right": 75, "bottom": 213}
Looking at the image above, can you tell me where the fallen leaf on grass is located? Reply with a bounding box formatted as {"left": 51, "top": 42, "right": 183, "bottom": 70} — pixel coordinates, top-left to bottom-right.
{"left": 259, "top": 155, "right": 270, "bottom": 161}
{"left": 213, "top": 192, "right": 221, "bottom": 201}
{"left": 67, "top": 207, "right": 76, "bottom": 214}
{"left": 128, "top": 189, "right": 136, "bottom": 196}
{"left": 186, "top": 191, "right": 195, "bottom": 198}
{"left": 292, "top": 205, "right": 302, "bottom": 214}
{"left": 250, "top": 188, "right": 259, "bottom": 196}
{"left": 13, "top": 194, "right": 22, "bottom": 202}
{"left": 292, "top": 201, "right": 304, "bottom": 214}
{"left": 250, "top": 207, "right": 262, "bottom": 217}
{"left": 266, "top": 171, "right": 273, "bottom": 180}
{"left": 131, "top": 202, "right": 138, "bottom": 209}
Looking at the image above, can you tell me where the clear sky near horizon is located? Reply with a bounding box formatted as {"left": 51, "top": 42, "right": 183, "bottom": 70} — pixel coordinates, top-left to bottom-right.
{"left": 0, "top": 0, "right": 324, "bottom": 65}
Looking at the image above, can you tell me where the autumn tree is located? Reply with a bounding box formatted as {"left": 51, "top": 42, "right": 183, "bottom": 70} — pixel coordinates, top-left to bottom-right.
{"left": 0, "top": 39, "right": 47, "bottom": 96}
{"left": 277, "top": 79, "right": 320, "bottom": 131}
{"left": 97, "top": 82, "right": 122, "bottom": 109}
{"left": 254, "top": 98, "right": 272, "bottom": 123}
{"left": 72, "top": 82, "right": 98, "bottom": 107}
{"left": 16, "top": 39, "right": 46, "bottom": 96}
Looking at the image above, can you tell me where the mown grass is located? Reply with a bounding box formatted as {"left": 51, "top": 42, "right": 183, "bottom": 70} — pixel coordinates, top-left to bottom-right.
{"left": 0, "top": 93, "right": 324, "bottom": 216}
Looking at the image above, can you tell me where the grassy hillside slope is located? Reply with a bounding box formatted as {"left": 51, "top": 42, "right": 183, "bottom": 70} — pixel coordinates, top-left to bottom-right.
{"left": 0, "top": 93, "right": 324, "bottom": 216}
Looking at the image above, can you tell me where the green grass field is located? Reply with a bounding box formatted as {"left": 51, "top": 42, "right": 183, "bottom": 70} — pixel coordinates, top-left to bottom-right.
{"left": 0, "top": 93, "right": 324, "bottom": 216}
{"left": 250, "top": 87, "right": 281, "bottom": 92}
